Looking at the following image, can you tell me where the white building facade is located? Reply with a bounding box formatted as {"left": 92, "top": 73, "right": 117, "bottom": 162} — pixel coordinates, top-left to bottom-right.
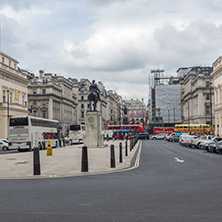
{"left": 0, "top": 51, "right": 28, "bottom": 139}
{"left": 211, "top": 57, "right": 222, "bottom": 136}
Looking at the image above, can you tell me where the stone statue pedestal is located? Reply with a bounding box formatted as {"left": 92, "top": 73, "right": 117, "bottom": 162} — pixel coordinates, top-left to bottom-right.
{"left": 84, "top": 111, "right": 105, "bottom": 148}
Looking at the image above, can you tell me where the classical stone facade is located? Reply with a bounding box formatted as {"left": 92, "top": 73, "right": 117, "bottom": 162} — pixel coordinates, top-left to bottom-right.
{"left": 0, "top": 52, "right": 29, "bottom": 139}
{"left": 211, "top": 56, "right": 222, "bottom": 136}
{"left": 180, "top": 66, "right": 214, "bottom": 126}
{"left": 28, "top": 71, "right": 78, "bottom": 135}
{"left": 125, "top": 98, "right": 147, "bottom": 126}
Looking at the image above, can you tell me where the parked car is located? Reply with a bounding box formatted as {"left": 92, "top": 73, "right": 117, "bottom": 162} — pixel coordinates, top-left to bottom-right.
{"left": 201, "top": 137, "right": 222, "bottom": 150}
{"left": 179, "top": 135, "right": 198, "bottom": 147}
{"left": 0, "top": 139, "right": 8, "bottom": 151}
{"left": 207, "top": 141, "right": 222, "bottom": 153}
{"left": 134, "top": 132, "right": 150, "bottom": 140}
{"left": 169, "top": 135, "right": 180, "bottom": 142}
{"left": 152, "top": 134, "right": 166, "bottom": 140}
{"left": 165, "top": 133, "right": 175, "bottom": 141}
{"left": 215, "top": 142, "right": 222, "bottom": 154}
{"left": 190, "top": 135, "right": 213, "bottom": 148}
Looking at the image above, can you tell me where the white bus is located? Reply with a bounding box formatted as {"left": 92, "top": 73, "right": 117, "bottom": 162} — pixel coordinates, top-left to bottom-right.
{"left": 8, "top": 116, "right": 59, "bottom": 151}
{"left": 69, "top": 124, "right": 85, "bottom": 144}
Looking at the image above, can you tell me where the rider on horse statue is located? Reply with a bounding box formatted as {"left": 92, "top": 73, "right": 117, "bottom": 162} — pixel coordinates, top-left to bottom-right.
{"left": 88, "top": 80, "right": 100, "bottom": 111}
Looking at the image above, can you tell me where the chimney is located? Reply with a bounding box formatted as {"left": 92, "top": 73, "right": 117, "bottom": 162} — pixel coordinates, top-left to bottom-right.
{"left": 39, "top": 70, "right": 44, "bottom": 79}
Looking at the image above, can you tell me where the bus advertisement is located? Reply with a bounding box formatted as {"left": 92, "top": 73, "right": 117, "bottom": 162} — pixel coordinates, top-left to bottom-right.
{"left": 153, "top": 127, "right": 175, "bottom": 136}
{"left": 8, "top": 116, "right": 59, "bottom": 151}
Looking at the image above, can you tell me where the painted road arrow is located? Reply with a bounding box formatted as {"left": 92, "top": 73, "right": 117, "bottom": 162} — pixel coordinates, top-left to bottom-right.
{"left": 174, "top": 157, "right": 184, "bottom": 163}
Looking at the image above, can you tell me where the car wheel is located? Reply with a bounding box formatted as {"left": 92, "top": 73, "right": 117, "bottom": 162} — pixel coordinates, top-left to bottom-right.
{"left": 152, "top": 137, "right": 156, "bottom": 140}
{"left": 2, "top": 146, "right": 7, "bottom": 151}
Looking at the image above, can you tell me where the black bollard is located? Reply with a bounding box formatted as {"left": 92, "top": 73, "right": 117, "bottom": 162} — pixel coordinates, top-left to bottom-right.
{"left": 33, "top": 147, "right": 41, "bottom": 175}
{"left": 125, "top": 140, "right": 128, "bottom": 156}
{"left": 63, "top": 139, "right": 65, "bottom": 147}
{"left": 81, "top": 146, "right": 88, "bottom": 172}
{"left": 119, "top": 142, "right": 122, "bottom": 163}
{"left": 110, "top": 144, "right": 116, "bottom": 168}
{"left": 130, "top": 139, "right": 132, "bottom": 151}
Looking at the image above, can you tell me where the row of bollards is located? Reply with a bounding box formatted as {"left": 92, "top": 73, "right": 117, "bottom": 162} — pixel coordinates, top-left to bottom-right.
{"left": 33, "top": 138, "right": 139, "bottom": 175}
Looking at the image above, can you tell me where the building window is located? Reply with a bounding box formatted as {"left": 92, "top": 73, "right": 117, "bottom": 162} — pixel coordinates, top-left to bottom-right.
{"left": 9, "top": 60, "right": 11, "bottom": 67}
{"left": 22, "top": 95, "right": 25, "bottom": 106}
{"left": 206, "top": 94, "right": 210, "bottom": 100}
{"left": 81, "top": 111, "right": 84, "bottom": 118}
{"left": 14, "top": 63, "right": 16, "bottom": 69}
{"left": 42, "top": 89, "right": 46, "bottom": 94}
{"left": 33, "top": 100, "right": 37, "bottom": 105}
{"left": 10, "top": 92, "right": 12, "bottom": 103}
{"left": 3, "top": 90, "right": 6, "bottom": 102}
{"left": 206, "top": 106, "right": 210, "bottom": 114}
{"left": 43, "top": 111, "right": 46, "bottom": 118}
{"left": 2, "top": 57, "right": 4, "bottom": 64}
{"left": 42, "top": 100, "right": 47, "bottom": 105}
{"left": 206, "top": 81, "right": 210, "bottom": 87}
{"left": 81, "top": 96, "right": 84, "bottom": 100}
{"left": 81, "top": 104, "right": 84, "bottom": 109}
{"left": 33, "top": 89, "right": 37, "bottom": 94}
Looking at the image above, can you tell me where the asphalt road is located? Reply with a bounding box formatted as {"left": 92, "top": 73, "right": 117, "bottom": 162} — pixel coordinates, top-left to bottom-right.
{"left": 0, "top": 140, "right": 222, "bottom": 222}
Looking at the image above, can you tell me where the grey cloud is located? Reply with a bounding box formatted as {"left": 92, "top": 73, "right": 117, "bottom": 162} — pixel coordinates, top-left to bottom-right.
{"left": 153, "top": 21, "right": 222, "bottom": 70}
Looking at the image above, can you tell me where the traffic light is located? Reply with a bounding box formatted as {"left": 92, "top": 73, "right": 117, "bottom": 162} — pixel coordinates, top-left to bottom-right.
{"left": 14, "top": 88, "right": 18, "bottom": 101}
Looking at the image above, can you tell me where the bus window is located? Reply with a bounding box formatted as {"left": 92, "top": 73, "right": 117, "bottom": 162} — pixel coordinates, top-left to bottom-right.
{"left": 70, "top": 125, "right": 81, "bottom": 131}
{"left": 10, "top": 117, "right": 28, "bottom": 126}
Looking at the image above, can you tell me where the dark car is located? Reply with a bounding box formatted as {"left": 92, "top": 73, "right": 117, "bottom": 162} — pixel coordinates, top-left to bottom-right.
{"left": 132, "top": 132, "right": 150, "bottom": 140}
{"left": 169, "top": 135, "right": 180, "bottom": 143}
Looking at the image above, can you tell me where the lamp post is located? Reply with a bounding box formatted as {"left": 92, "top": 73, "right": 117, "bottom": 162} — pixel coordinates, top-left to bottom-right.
{"left": 7, "top": 89, "right": 9, "bottom": 138}
{"left": 209, "top": 80, "right": 213, "bottom": 134}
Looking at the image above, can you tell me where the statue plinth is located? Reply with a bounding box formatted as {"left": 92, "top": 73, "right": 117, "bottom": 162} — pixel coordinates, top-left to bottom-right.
{"left": 84, "top": 111, "right": 105, "bottom": 148}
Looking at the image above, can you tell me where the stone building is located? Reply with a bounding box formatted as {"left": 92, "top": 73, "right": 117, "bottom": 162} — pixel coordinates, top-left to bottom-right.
{"left": 27, "top": 71, "right": 78, "bottom": 135}
{"left": 125, "top": 98, "right": 147, "bottom": 126}
{"left": 211, "top": 56, "right": 222, "bottom": 136}
{"left": 180, "top": 66, "right": 214, "bottom": 126}
{"left": 0, "top": 51, "right": 29, "bottom": 139}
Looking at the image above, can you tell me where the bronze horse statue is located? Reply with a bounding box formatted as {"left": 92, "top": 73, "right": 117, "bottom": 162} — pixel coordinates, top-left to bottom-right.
{"left": 88, "top": 80, "right": 100, "bottom": 111}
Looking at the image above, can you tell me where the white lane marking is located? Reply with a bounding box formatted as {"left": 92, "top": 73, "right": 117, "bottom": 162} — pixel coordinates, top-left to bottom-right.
{"left": 174, "top": 157, "right": 184, "bottom": 163}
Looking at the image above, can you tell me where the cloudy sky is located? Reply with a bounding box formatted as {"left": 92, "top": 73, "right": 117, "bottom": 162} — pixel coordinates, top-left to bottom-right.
{"left": 1, "top": 0, "right": 222, "bottom": 103}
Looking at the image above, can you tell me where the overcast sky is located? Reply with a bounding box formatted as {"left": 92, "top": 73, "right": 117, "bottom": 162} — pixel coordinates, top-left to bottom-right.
{"left": 1, "top": 0, "right": 222, "bottom": 103}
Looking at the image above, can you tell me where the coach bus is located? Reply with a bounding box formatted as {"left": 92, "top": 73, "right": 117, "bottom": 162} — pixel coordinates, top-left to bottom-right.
{"left": 8, "top": 116, "right": 59, "bottom": 151}
{"left": 174, "top": 124, "right": 213, "bottom": 135}
{"left": 69, "top": 124, "right": 85, "bottom": 144}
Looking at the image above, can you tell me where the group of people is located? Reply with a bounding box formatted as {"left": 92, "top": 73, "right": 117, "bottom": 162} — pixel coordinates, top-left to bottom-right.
{"left": 104, "top": 133, "right": 131, "bottom": 141}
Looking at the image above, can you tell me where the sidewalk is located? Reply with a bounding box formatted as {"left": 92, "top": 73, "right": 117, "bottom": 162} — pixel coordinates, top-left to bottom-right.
{"left": 0, "top": 140, "right": 141, "bottom": 179}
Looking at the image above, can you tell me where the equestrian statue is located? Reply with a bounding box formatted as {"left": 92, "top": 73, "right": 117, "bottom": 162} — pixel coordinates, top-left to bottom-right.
{"left": 88, "top": 80, "right": 100, "bottom": 111}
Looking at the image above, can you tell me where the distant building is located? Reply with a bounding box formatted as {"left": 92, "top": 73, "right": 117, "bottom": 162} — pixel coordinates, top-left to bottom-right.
{"left": 124, "top": 98, "right": 147, "bottom": 127}
{"left": 180, "top": 66, "right": 214, "bottom": 126}
{"left": 27, "top": 71, "right": 78, "bottom": 135}
{"left": 0, "top": 51, "right": 29, "bottom": 139}
{"left": 211, "top": 56, "right": 222, "bottom": 136}
{"left": 148, "top": 84, "right": 181, "bottom": 129}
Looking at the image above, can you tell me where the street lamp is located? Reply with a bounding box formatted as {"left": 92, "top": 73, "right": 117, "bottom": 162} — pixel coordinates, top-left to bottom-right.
{"left": 209, "top": 80, "right": 213, "bottom": 134}
{"left": 7, "top": 89, "right": 9, "bottom": 138}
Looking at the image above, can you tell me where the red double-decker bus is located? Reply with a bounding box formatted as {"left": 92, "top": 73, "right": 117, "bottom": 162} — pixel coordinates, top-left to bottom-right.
{"left": 107, "top": 124, "right": 144, "bottom": 137}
